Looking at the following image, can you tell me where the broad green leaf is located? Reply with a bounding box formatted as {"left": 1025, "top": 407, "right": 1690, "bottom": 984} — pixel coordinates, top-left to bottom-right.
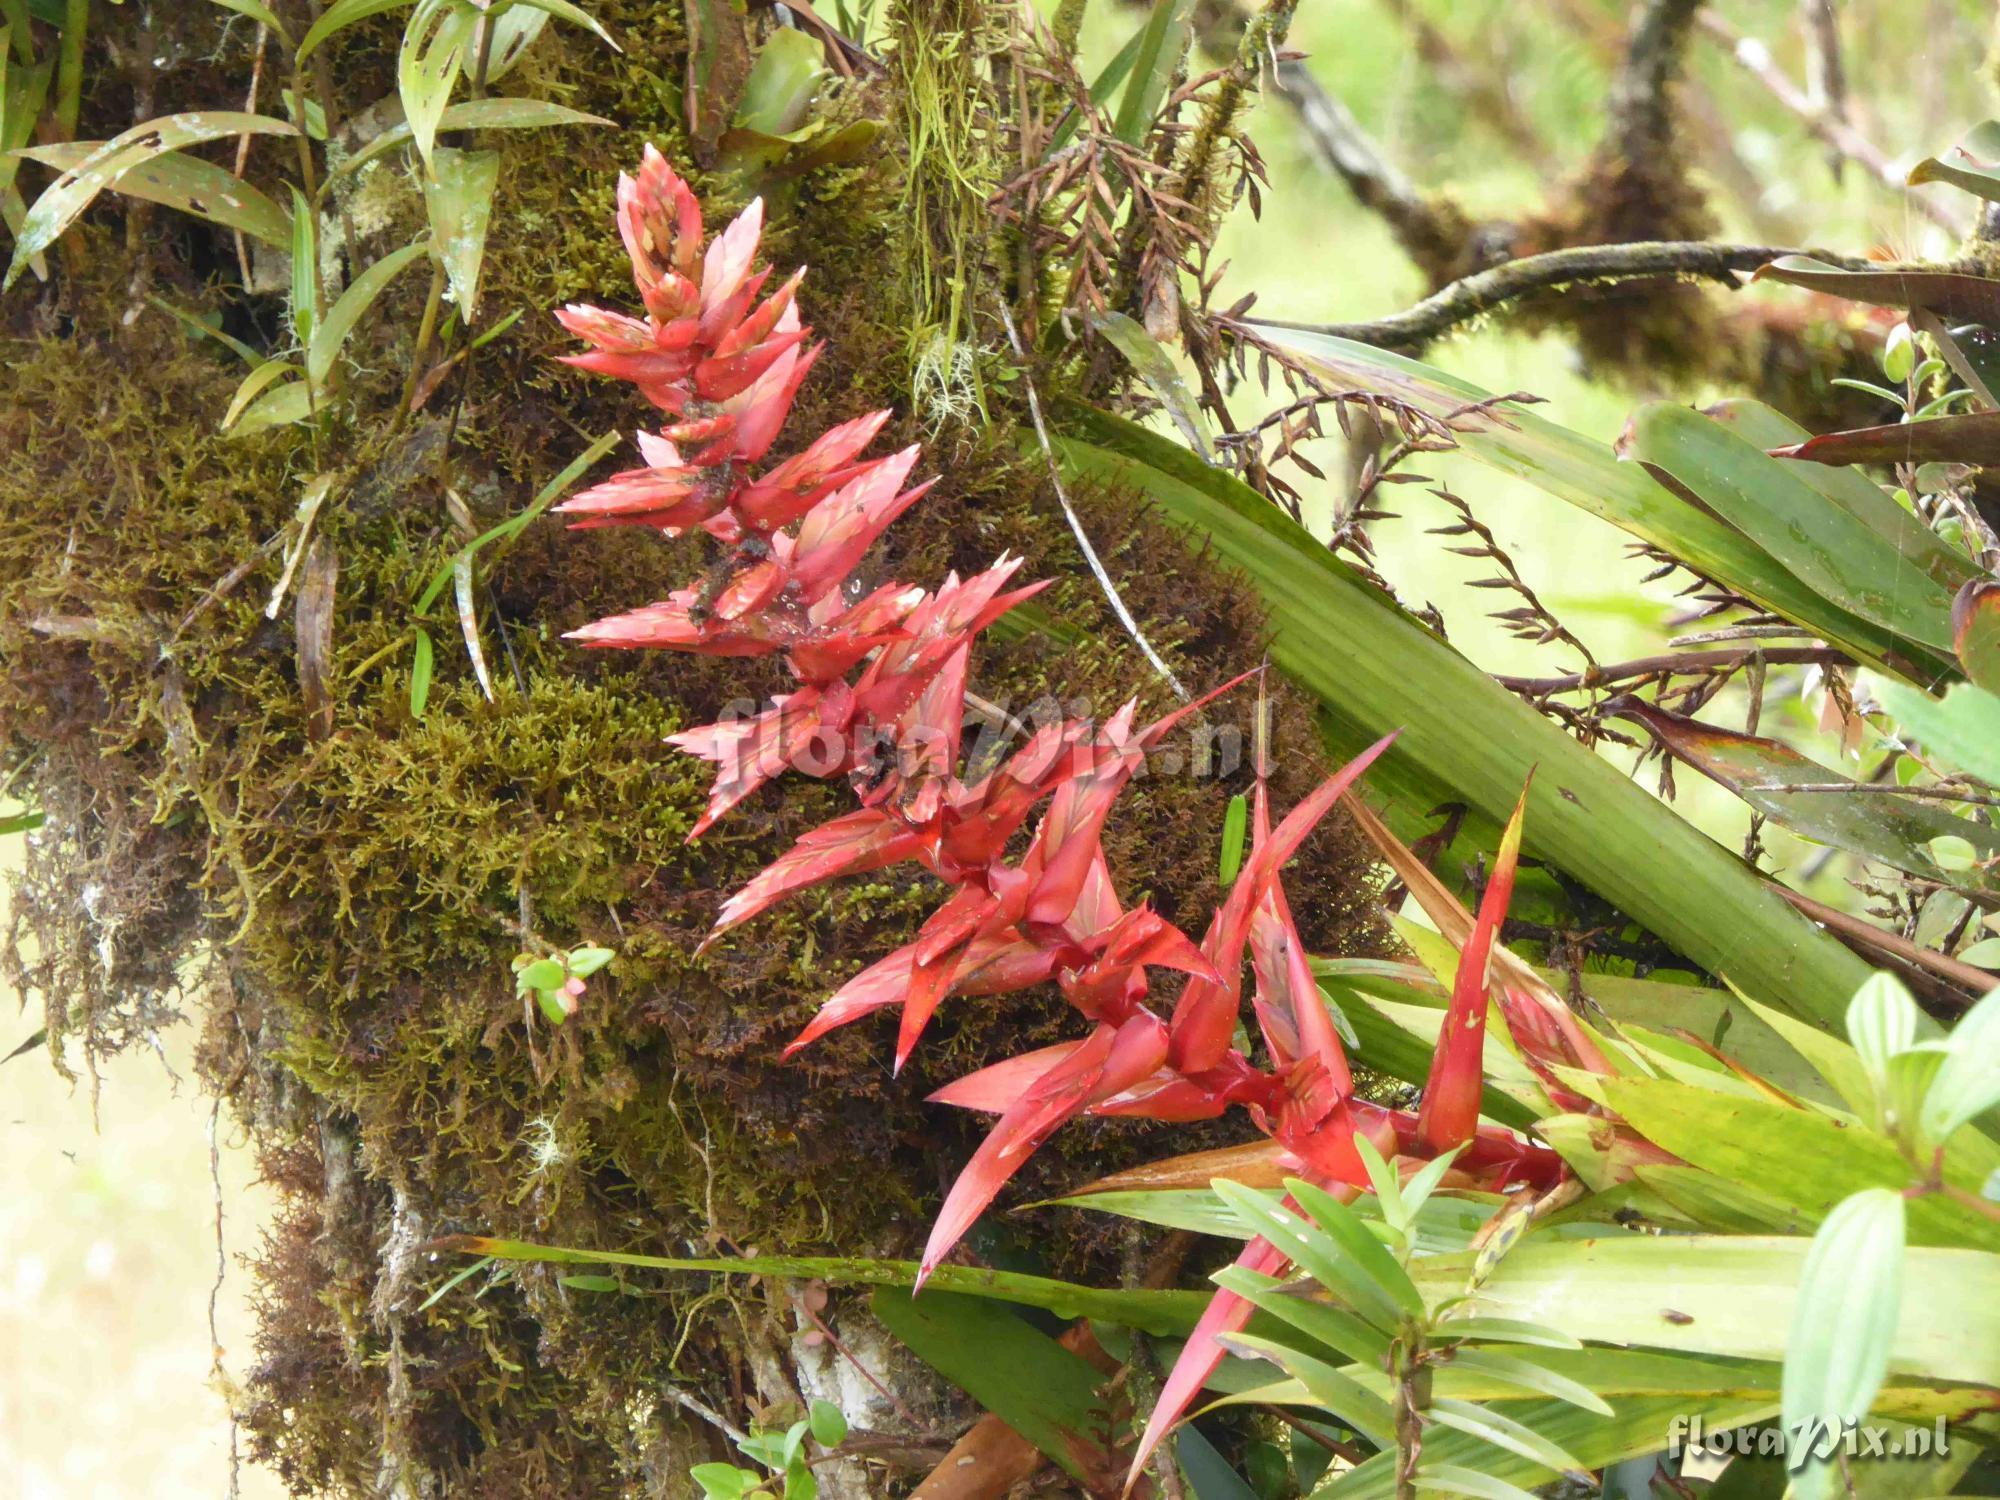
{"left": 1771, "top": 410, "right": 2000, "bottom": 468}
{"left": 1599, "top": 1075, "right": 1999, "bottom": 1248}
{"left": 1060, "top": 1182, "right": 1505, "bottom": 1255}
{"left": 566, "top": 945, "right": 613, "bottom": 977}
{"left": 1051, "top": 401, "right": 1876, "bottom": 1032}
{"left": 1736, "top": 991, "right": 1878, "bottom": 1117}
{"left": 1632, "top": 1164, "right": 1806, "bottom": 1233}
{"left": 18, "top": 141, "right": 295, "bottom": 247}
{"left": 221, "top": 359, "right": 300, "bottom": 430}
{"left": 1412, "top": 1466, "right": 1541, "bottom": 1500}
{"left": 1703, "top": 399, "right": 1976, "bottom": 593}
{"left": 517, "top": 958, "right": 564, "bottom": 989}
{"left": 1783, "top": 1189, "right": 1906, "bottom": 1500}
{"left": 422, "top": 146, "right": 498, "bottom": 320}
{"left": 731, "top": 26, "right": 823, "bottom": 135}
{"left": 298, "top": 0, "right": 414, "bottom": 61}
{"left": 307, "top": 239, "right": 427, "bottom": 388}
{"left": 1174, "top": 1426, "right": 1264, "bottom": 1500}
{"left": 400, "top": 0, "right": 474, "bottom": 172}
{"left": 1615, "top": 698, "right": 2000, "bottom": 894}
{"left": 1090, "top": 310, "right": 1213, "bottom": 458}
{"left": 1218, "top": 1333, "right": 1397, "bottom": 1449}
{"left": 1627, "top": 403, "right": 1956, "bottom": 656}
{"left": 333, "top": 96, "right": 612, "bottom": 181}
{"left": 1410, "top": 1233, "right": 2000, "bottom": 1390}
{"left": 1231, "top": 331, "right": 1943, "bottom": 681}
{"left": 870, "top": 1289, "right": 1120, "bottom": 1485}
{"left": 227, "top": 377, "right": 314, "bottom": 438}
{"left": 7, "top": 111, "right": 299, "bottom": 288}
{"left": 1753, "top": 256, "right": 2000, "bottom": 325}
{"left": 482, "top": 9, "right": 552, "bottom": 83}
{"left": 1955, "top": 579, "right": 2000, "bottom": 692}
{"left": 1112, "top": 0, "right": 1194, "bottom": 144}
{"left": 1922, "top": 985, "right": 2000, "bottom": 1142}
{"left": 1284, "top": 1178, "right": 1427, "bottom": 1324}
{"left": 690, "top": 1463, "right": 755, "bottom": 1500}
{"left": 806, "top": 1400, "right": 844, "bottom": 1449}
{"left": 1907, "top": 119, "right": 2000, "bottom": 200}
{"left": 1847, "top": 972, "right": 1921, "bottom": 1097}
{"left": 1869, "top": 676, "right": 2000, "bottom": 785}
{"left": 557, "top": 1273, "right": 621, "bottom": 1292}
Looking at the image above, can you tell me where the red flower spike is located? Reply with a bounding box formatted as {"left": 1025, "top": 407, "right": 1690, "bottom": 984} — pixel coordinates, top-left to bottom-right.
{"left": 916, "top": 1012, "right": 1171, "bottom": 1288}
{"left": 1416, "top": 781, "right": 1530, "bottom": 1156}
{"left": 1167, "top": 732, "right": 1400, "bottom": 1074}
{"left": 1125, "top": 1224, "right": 1305, "bottom": 1491}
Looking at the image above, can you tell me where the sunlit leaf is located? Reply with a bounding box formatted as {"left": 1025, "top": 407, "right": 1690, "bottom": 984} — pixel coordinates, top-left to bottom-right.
{"left": 399, "top": 0, "right": 474, "bottom": 173}
{"left": 1869, "top": 676, "right": 2000, "bottom": 786}
{"left": 19, "top": 140, "right": 295, "bottom": 247}
{"left": 298, "top": 0, "right": 417, "bottom": 62}
{"left": 1091, "top": 310, "right": 1213, "bottom": 458}
{"left": 1921, "top": 985, "right": 2000, "bottom": 1143}
{"left": 1907, "top": 119, "right": 2000, "bottom": 201}
{"left": 333, "top": 96, "right": 611, "bottom": 182}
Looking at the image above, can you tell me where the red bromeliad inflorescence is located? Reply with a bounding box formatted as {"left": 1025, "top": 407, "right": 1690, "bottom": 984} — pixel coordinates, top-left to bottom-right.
{"left": 557, "top": 148, "right": 1581, "bottom": 1480}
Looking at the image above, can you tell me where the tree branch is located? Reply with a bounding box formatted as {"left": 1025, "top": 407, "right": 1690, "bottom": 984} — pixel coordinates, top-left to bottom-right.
{"left": 1253, "top": 240, "right": 1876, "bottom": 351}
{"left": 1697, "top": 11, "right": 1962, "bottom": 232}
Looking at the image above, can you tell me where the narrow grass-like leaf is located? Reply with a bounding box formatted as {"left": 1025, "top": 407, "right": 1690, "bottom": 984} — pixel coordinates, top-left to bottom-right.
{"left": 1283, "top": 1178, "right": 1426, "bottom": 1324}
{"left": 1111, "top": 0, "right": 1193, "bottom": 144}
{"left": 872, "top": 1288, "right": 1121, "bottom": 1486}
{"left": 227, "top": 377, "right": 313, "bottom": 438}
{"left": 409, "top": 626, "right": 434, "bottom": 717}
{"left": 1753, "top": 256, "right": 2000, "bottom": 324}
{"left": 298, "top": 0, "right": 415, "bottom": 61}
{"left": 1413, "top": 1465, "right": 1542, "bottom": 1500}
{"left": 510, "top": 0, "right": 618, "bottom": 51}
{"left": 1427, "top": 1316, "right": 1580, "bottom": 1350}
{"left": 1428, "top": 1396, "right": 1582, "bottom": 1472}
{"left": 221, "top": 359, "right": 300, "bottom": 430}
{"left": 1210, "top": 1267, "right": 1392, "bottom": 1367}
{"left": 1050, "top": 401, "right": 1875, "bottom": 1029}
{"left": 7, "top": 110, "right": 299, "bottom": 287}
{"left": 307, "top": 239, "right": 426, "bottom": 388}
{"left": 333, "top": 96, "right": 612, "bottom": 182}
{"left": 1218, "top": 1333, "right": 1397, "bottom": 1449}
{"left": 1444, "top": 1349, "right": 1614, "bottom": 1416}
{"left": 19, "top": 140, "right": 294, "bottom": 246}
{"left": 1212, "top": 1179, "right": 1407, "bottom": 1333}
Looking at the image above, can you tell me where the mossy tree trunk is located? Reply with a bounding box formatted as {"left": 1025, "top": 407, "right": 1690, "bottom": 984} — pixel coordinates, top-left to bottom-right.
{"left": 0, "top": 4, "right": 1379, "bottom": 1495}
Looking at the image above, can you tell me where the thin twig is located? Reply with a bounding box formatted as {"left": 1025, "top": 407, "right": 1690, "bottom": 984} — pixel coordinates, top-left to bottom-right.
{"left": 207, "top": 1099, "right": 242, "bottom": 1500}
{"left": 1778, "top": 887, "right": 1998, "bottom": 1001}
{"left": 996, "top": 302, "right": 1189, "bottom": 701}
{"left": 1495, "top": 645, "right": 1842, "bottom": 696}
{"left": 1697, "top": 12, "right": 1960, "bottom": 232}
{"left": 1257, "top": 241, "right": 1878, "bottom": 351}
{"left": 663, "top": 1385, "right": 750, "bottom": 1446}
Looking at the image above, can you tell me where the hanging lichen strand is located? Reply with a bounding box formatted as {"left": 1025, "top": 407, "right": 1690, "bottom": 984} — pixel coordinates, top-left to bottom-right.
{"left": 551, "top": 151, "right": 1565, "bottom": 1326}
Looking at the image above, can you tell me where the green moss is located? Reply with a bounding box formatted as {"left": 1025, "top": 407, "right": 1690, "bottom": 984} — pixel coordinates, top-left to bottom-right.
{"left": 1, "top": 6, "right": 1387, "bottom": 1494}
